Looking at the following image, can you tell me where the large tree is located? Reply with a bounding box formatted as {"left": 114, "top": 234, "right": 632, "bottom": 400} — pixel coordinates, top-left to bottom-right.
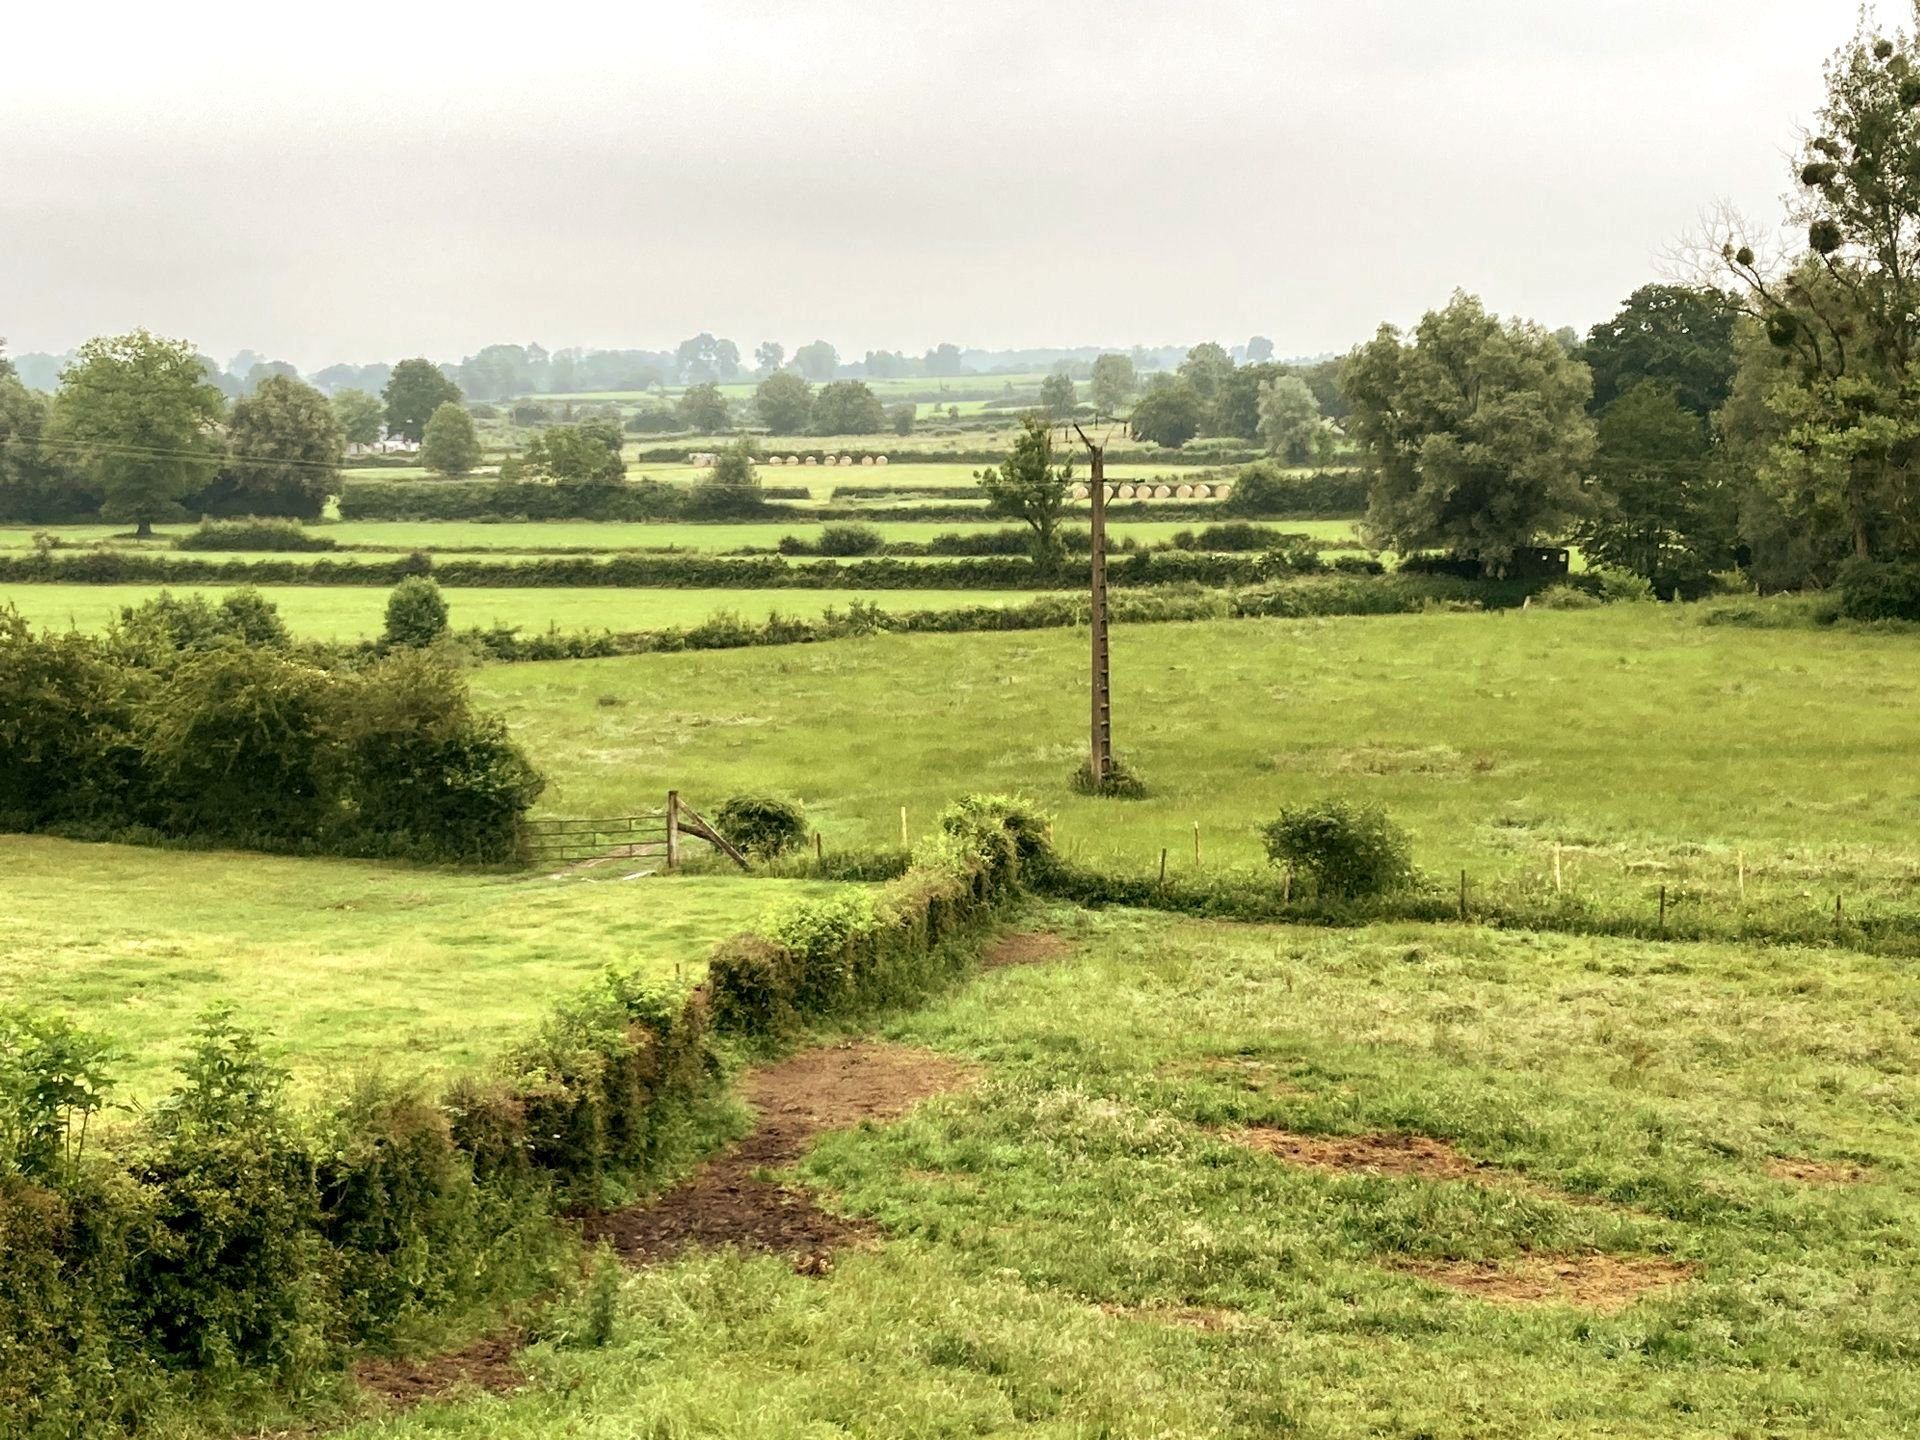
{"left": 1128, "top": 380, "right": 1206, "bottom": 448}
{"left": 51, "top": 330, "right": 225, "bottom": 536}
{"left": 1578, "top": 380, "right": 1734, "bottom": 594}
{"left": 753, "top": 340, "right": 785, "bottom": 377}
{"left": 420, "top": 402, "right": 482, "bottom": 477}
{"left": 1257, "top": 375, "right": 1324, "bottom": 464}
{"left": 674, "top": 333, "right": 741, "bottom": 384}
{"left": 753, "top": 371, "right": 813, "bottom": 434}
{"left": 198, "top": 374, "right": 344, "bottom": 519}
{"left": 0, "top": 350, "right": 87, "bottom": 522}
{"left": 330, "top": 387, "right": 385, "bottom": 446}
{"left": 1177, "top": 341, "right": 1235, "bottom": 404}
{"left": 383, "top": 359, "right": 462, "bottom": 444}
{"left": 515, "top": 420, "right": 624, "bottom": 484}
{"left": 1714, "top": 14, "right": 1920, "bottom": 566}
{"left": 1343, "top": 292, "right": 1594, "bottom": 571}
{"left": 811, "top": 380, "right": 885, "bottom": 435}
{"left": 979, "top": 413, "right": 1074, "bottom": 573}
{"left": 1585, "top": 284, "right": 1738, "bottom": 417}
{"left": 678, "top": 382, "right": 731, "bottom": 434}
{"left": 1089, "top": 353, "right": 1136, "bottom": 415}
{"left": 1040, "top": 373, "right": 1077, "bottom": 419}
{"left": 792, "top": 340, "right": 840, "bottom": 382}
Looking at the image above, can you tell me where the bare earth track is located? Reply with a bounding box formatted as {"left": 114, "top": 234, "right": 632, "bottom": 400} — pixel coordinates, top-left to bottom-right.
{"left": 582, "top": 1042, "right": 977, "bottom": 1270}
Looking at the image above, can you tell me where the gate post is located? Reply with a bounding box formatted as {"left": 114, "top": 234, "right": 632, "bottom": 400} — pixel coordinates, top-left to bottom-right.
{"left": 666, "top": 790, "right": 681, "bottom": 871}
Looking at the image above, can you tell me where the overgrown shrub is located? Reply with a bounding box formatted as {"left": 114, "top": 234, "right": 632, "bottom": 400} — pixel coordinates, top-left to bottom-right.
{"left": 1219, "top": 463, "right": 1369, "bottom": 517}
{"left": 814, "top": 522, "right": 883, "bottom": 557}
{"left": 1069, "top": 755, "right": 1149, "bottom": 799}
{"left": 107, "top": 588, "right": 290, "bottom": 665}
{"left": 713, "top": 793, "right": 807, "bottom": 859}
{"left": 1529, "top": 584, "right": 1602, "bottom": 610}
{"left": 0, "top": 608, "right": 139, "bottom": 829}
{"left": 1259, "top": 798, "right": 1414, "bottom": 899}
{"left": 173, "top": 518, "right": 336, "bottom": 552}
{"left": 383, "top": 576, "right": 450, "bottom": 649}
{"left": 1835, "top": 558, "right": 1920, "bottom": 621}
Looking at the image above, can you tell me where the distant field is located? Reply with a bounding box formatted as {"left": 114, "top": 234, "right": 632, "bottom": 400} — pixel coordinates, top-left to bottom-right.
{"left": 626, "top": 459, "right": 1230, "bottom": 490}
{"left": 1, "top": 583, "right": 1069, "bottom": 638}
{"left": 474, "top": 605, "right": 1920, "bottom": 920}
{"left": 0, "top": 835, "right": 835, "bottom": 1101}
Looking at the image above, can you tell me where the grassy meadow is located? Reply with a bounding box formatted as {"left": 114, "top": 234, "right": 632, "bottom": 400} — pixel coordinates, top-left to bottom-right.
{"left": 333, "top": 903, "right": 1920, "bottom": 1438}
{"left": 473, "top": 605, "right": 1920, "bottom": 922}
{"left": 0, "top": 835, "right": 838, "bottom": 1101}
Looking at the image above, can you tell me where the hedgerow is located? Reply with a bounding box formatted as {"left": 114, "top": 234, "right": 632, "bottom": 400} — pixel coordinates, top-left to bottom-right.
{"left": 0, "top": 795, "right": 1045, "bottom": 1433}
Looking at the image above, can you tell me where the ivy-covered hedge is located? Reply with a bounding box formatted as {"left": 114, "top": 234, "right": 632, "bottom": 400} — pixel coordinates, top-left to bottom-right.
{"left": 0, "top": 796, "right": 1043, "bottom": 1434}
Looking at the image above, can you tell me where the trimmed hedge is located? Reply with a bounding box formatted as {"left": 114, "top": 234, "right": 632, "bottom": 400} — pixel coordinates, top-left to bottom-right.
{"left": 0, "top": 796, "right": 1043, "bottom": 1433}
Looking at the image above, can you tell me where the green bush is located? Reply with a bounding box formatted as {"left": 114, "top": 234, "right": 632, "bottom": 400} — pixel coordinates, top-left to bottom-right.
{"left": 173, "top": 518, "right": 336, "bottom": 552}
{"left": 1069, "top": 754, "right": 1149, "bottom": 799}
{"left": 714, "top": 793, "right": 807, "bottom": 859}
{"left": 1259, "top": 798, "right": 1414, "bottom": 899}
{"left": 106, "top": 588, "right": 290, "bottom": 666}
{"left": 1835, "top": 558, "right": 1920, "bottom": 621}
{"left": 383, "top": 576, "right": 450, "bottom": 649}
{"left": 1219, "top": 462, "right": 1369, "bottom": 517}
{"left": 1529, "top": 584, "right": 1602, "bottom": 610}
{"left": 815, "top": 523, "right": 883, "bottom": 557}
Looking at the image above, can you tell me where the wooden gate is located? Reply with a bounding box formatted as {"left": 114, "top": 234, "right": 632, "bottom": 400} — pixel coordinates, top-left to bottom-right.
{"left": 517, "top": 791, "right": 750, "bottom": 870}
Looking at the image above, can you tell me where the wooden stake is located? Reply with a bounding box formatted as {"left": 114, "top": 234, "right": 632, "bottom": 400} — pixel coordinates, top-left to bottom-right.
{"left": 1158, "top": 847, "right": 1168, "bottom": 886}
{"left": 666, "top": 790, "right": 681, "bottom": 871}
{"left": 1458, "top": 870, "right": 1468, "bottom": 921}
{"left": 1834, "top": 893, "right": 1844, "bottom": 928}
{"left": 900, "top": 806, "right": 908, "bottom": 847}
{"left": 1737, "top": 851, "right": 1746, "bottom": 903}
{"left": 1192, "top": 822, "right": 1201, "bottom": 868}
{"left": 1658, "top": 884, "right": 1667, "bottom": 932}
{"left": 814, "top": 831, "right": 823, "bottom": 861}
{"left": 1552, "top": 843, "right": 1563, "bottom": 895}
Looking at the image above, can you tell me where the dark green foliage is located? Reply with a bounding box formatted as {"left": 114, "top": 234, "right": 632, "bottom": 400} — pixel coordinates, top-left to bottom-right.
{"left": 142, "top": 645, "right": 337, "bottom": 841}
{"left": 685, "top": 439, "right": 764, "bottom": 518}
{"left": 0, "top": 608, "right": 140, "bottom": 829}
{"left": 0, "top": 1009, "right": 119, "bottom": 1184}
{"left": 1218, "top": 463, "right": 1369, "bottom": 517}
{"left": 106, "top": 588, "right": 290, "bottom": 665}
{"left": 515, "top": 421, "right": 625, "bottom": 484}
{"left": 1260, "top": 798, "right": 1415, "bottom": 899}
{"left": 714, "top": 793, "right": 807, "bottom": 858}
{"left": 1584, "top": 284, "right": 1738, "bottom": 416}
{"left": 1170, "top": 522, "right": 1293, "bottom": 551}
{"left": 1127, "top": 381, "right": 1206, "bottom": 447}
{"left": 382, "top": 359, "right": 462, "bottom": 445}
{"left": 196, "top": 375, "right": 344, "bottom": 520}
{"left": 174, "top": 517, "right": 337, "bottom": 551}
{"left": 810, "top": 380, "right": 886, "bottom": 434}
{"left": 813, "top": 522, "right": 883, "bottom": 556}
{"left": 1834, "top": 559, "right": 1920, "bottom": 620}
{"left": 335, "top": 651, "right": 546, "bottom": 863}
{"left": 979, "top": 413, "right": 1073, "bottom": 573}
{"left": 383, "top": 575, "right": 450, "bottom": 648}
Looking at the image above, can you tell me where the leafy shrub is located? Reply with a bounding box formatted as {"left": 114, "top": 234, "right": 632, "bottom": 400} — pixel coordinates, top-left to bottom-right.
{"left": 173, "top": 518, "right": 336, "bottom": 552}
{"left": 713, "top": 793, "right": 807, "bottom": 859}
{"left": 1171, "top": 522, "right": 1290, "bottom": 552}
{"left": 105, "top": 588, "right": 290, "bottom": 665}
{"left": 1835, "top": 558, "right": 1920, "bottom": 621}
{"left": 815, "top": 523, "right": 883, "bottom": 557}
{"left": 1528, "top": 584, "right": 1602, "bottom": 610}
{"left": 1259, "top": 798, "right": 1414, "bottom": 899}
{"left": 383, "top": 576, "right": 450, "bottom": 649}
{"left": 1219, "top": 462, "right": 1369, "bottom": 517}
{"left": 1589, "top": 566, "right": 1657, "bottom": 603}
{"left": 0, "top": 608, "right": 138, "bottom": 829}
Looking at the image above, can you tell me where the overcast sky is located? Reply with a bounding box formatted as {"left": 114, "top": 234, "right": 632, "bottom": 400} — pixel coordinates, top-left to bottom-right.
{"left": 0, "top": 0, "right": 1868, "bottom": 370}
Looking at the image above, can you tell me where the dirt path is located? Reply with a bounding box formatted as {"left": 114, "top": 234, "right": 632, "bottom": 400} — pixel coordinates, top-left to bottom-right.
{"left": 582, "top": 1041, "right": 977, "bottom": 1271}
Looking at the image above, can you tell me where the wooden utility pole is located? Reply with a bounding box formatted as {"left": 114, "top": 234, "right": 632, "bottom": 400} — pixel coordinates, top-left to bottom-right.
{"left": 1072, "top": 422, "right": 1113, "bottom": 788}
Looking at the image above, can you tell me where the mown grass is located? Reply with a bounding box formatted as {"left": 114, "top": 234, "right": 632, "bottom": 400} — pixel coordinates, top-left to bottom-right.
{"left": 473, "top": 605, "right": 1920, "bottom": 925}
{"left": 332, "top": 905, "right": 1920, "bottom": 1438}
{"left": 0, "top": 835, "right": 839, "bottom": 1101}
{"left": 0, "top": 583, "right": 1069, "bottom": 639}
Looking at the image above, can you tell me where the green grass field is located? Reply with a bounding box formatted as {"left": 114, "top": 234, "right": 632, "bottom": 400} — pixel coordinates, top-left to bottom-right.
{"left": 0, "top": 835, "right": 836, "bottom": 1102}
{"left": 332, "top": 903, "right": 1920, "bottom": 1437}
{"left": 472, "top": 605, "right": 1920, "bottom": 921}
{"left": 0, "top": 583, "right": 1070, "bottom": 639}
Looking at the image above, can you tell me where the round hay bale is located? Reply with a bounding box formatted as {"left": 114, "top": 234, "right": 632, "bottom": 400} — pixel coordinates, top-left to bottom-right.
{"left": 1175, "top": 483, "right": 1194, "bottom": 498}
{"left": 1214, "top": 483, "right": 1232, "bottom": 502}
{"left": 1116, "top": 484, "right": 1135, "bottom": 499}
{"left": 803, "top": 455, "right": 817, "bottom": 465}
{"left": 876, "top": 455, "right": 889, "bottom": 465}
{"left": 837, "top": 454, "right": 852, "bottom": 466}
{"left": 1192, "top": 484, "right": 1211, "bottom": 499}
{"left": 764, "top": 454, "right": 782, "bottom": 465}
{"left": 1153, "top": 484, "right": 1174, "bottom": 499}
{"left": 786, "top": 455, "right": 800, "bottom": 465}
{"left": 1071, "top": 483, "right": 1089, "bottom": 500}
{"left": 861, "top": 455, "right": 875, "bottom": 465}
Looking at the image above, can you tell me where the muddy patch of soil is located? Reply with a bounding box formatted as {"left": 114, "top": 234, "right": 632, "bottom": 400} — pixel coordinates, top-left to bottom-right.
{"left": 1399, "top": 1255, "right": 1694, "bottom": 1312}
{"left": 1172, "top": 1056, "right": 1313, "bottom": 1097}
{"left": 1233, "top": 1127, "right": 1487, "bottom": 1181}
{"left": 584, "top": 1043, "right": 976, "bottom": 1271}
{"left": 355, "top": 1330, "right": 524, "bottom": 1409}
{"left": 1766, "top": 1156, "right": 1868, "bottom": 1185}
{"left": 983, "top": 931, "right": 1073, "bottom": 969}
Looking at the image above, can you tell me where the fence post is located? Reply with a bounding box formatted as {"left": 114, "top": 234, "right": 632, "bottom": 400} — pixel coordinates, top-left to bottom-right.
{"left": 1457, "top": 870, "right": 1467, "bottom": 921}
{"left": 1658, "top": 884, "right": 1667, "bottom": 933}
{"left": 1158, "top": 847, "right": 1168, "bottom": 888}
{"left": 666, "top": 791, "right": 681, "bottom": 871}
{"left": 1193, "top": 822, "right": 1201, "bottom": 868}
{"left": 900, "top": 806, "right": 909, "bottom": 848}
